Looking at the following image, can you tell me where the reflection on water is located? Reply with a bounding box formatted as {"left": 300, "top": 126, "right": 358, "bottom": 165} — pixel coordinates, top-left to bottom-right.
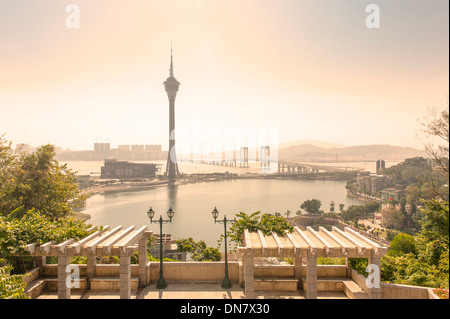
{"left": 167, "top": 184, "right": 178, "bottom": 208}
{"left": 83, "top": 179, "right": 363, "bottom": 248}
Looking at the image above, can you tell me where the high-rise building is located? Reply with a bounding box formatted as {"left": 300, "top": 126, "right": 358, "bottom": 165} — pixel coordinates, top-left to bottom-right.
{"left": 164, "top": 44, "right": 180, "bottom": 182}
{"left": 94, "top": 143, "right": 110, "bottom": 153}
{"left": 376, "top": 159, "right": 386, "bottom": 173}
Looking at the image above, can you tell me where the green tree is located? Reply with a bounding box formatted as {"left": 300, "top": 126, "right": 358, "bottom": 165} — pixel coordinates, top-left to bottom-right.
{"left": 382, "top": 206, "right": 405, "bottom": 230}
{"left": 176, "top": 237, "right": 221, "bottom": 261}
{"left": 416, "top": 200, "right": 449, "bottom": 266}
{"left": 0, "top": 137, "right": 85, "bottom": 219}
{"left": 226, "top": 212, "right": 293, "bottom": 247}
{"left": 329, "top": 201, "right": 335, "bottom": 213}
{"left": 341, "top": 205, "right": 365, "bottom": 226}
{"left": 0, "top": 260, "right": 28, "bottom": 299}
{"left": 0, "top": 210, "right": 95, "bottom": 272}
{"left": 389, "top": 233, "right": 417, "bottom": 256}
{"left": 364, "top": 201, "right": 380, "bottom": 216}
{"left": 300, "top": 199, "right": 322, "bottom": 216}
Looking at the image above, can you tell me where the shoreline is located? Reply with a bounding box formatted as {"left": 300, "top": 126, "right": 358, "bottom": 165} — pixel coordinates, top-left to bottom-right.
{"left": 79, "top": 172, "right": 357, "bottom": 198}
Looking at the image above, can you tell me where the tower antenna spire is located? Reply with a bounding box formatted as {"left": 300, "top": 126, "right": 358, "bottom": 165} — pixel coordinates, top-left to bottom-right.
{"left": 170, "top": 42, "right": 174, "bottom": 77}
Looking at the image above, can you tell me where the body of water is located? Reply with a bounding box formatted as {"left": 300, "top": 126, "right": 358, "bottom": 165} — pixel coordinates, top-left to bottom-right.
{"left": 63, "top": 160, "right": 399, "bottom": 176}
{"left": 81, "top": 178, "right": 363, "bottom": 248}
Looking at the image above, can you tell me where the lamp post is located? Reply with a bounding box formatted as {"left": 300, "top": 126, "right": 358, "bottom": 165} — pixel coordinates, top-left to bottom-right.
{"left": 212, "top": 207, "right": 236, "bottom": 289}
{"left": 147, "top": 206, "right": 175, "bottom": 289}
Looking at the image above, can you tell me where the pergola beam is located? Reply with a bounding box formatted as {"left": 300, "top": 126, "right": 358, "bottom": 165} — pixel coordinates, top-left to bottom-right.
{"left": 67, "top": 229, "right": 105, "bottom": 255}
{"left": 244, "top": 229, "right": 252, "bottom": 249}
{"left": 331, "top": 227, "right": 366, "bottom": 255}
{"left": 39, "top": 241, "right": 54, "bottom": 254}
{"left": 98, "top": 226, "right": 136, "bottom": 254}
{"left": 54, "top": 238, "right": 75, "bottom": 254}
{"left": 272, "top": 232, "right": 284, "bottom": 255}
{"left": 319, "top": 227, "right": 349, "bottom": 255}
{"left": 113, "top": 225, "right": 148, "bottom": 254}
{"left": 285, "top": 230, "right": 301, "bottom": 255}
{"left": 295, "top": 227, "right": 317, "bottom": 255}
{"left": 344, "top": 227, "right": 384, "bottom": 255}
{"left": 257, "top": 230, "right": 268, "bottom": 255}
{"left": 307, "top": 226, "right": 334, "bottom": 255}
{"left": 85, "top": 225, "right": 123, "bottom": 254}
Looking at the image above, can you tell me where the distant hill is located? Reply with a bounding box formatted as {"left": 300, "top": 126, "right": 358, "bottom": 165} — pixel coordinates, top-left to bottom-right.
{"left": 278, "top": 140, "right": 347, "bottom": 149}
{"left": 279, "top": 143, "right": 427, "bottom": 162}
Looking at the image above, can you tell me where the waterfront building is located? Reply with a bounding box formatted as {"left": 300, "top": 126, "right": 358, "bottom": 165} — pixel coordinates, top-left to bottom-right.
{"left": 94, "top": 143, "right": 110, "bottom": 153}
{"left": 357, "top": 171, "right": 392, "bottom": 194}
{"left": 100, "top": 159, "right": 160, "bottom": 179}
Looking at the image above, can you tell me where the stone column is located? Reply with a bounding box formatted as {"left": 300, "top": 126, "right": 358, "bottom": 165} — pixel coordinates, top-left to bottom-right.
{"left": 243, "top": 250, "right": 254, "bottom": 299}
{"left": 345, "top": 257, "right": 352, "bottom": 277}
{"left": 305, "top": 255, "right": 317, "bottom": 299}
{"left": 294, "top": 256, "right": 303, "bottom": 289}
{"left": 120, "top": 253, "right": 131, "bottom": 299}
{"left": 35, "top": 256, "right": 46, "bottom": 276}
{"left": 86, "top": 254, "right": 96, "bottom": 281}
{"left": 367, "top": 254, "right": 381, "bottom": 299}
{"left": 57, "top": 254, "right": 71, "bottom": 299}
{"left": 138, "top": 237, "right": 148, "bottom": 287}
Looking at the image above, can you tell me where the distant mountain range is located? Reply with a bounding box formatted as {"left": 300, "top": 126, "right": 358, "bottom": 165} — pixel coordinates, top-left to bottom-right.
{"left": 278, "top": 141, "right": 427, "bottom": 162}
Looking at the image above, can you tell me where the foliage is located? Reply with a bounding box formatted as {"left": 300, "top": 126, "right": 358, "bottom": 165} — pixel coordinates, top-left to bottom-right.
{"left": 416, "top": 200, "right": 449, "bottom": 266}
{"left": 0, "top": 137, "right": 86, "bottom": 219}
{"left": 349, "top": 258, "right": 368, "bottom": 276}
{"left": 382, "top": 205, "right": 405, "bottom": 229}
{"left": 329, "top": 201, "right": 335, "bottom": 213}
{"left": 417, "top": 106, "right": 449, "bottom": 177}
{"left": 226, "top": 212, "right": 294, "bottom": 247}
{"left": 388, "top": 233, "right": 417, "bottom": 256}
{"left": 381, "top": 254, "right": 446, "bottom": 288}
{"left": 317, "top": 257, "right": 345, "bottom": 265}
{"left": 0, "top": 210, "right": 96, "bottom": 272}
{"left": 176, "top": 237, "right": 221, "bottom": 261}
{"left": 0, "top": 259, "right": 28, "bottom": 299}
{"left": 363, "top": 200, "right": 449, "bottom": 289}
{"left": 341, "top": 205, "right": 366, "bottom": 225}
{"left": 300, "top": 199, "right": 323, "bottom": 215}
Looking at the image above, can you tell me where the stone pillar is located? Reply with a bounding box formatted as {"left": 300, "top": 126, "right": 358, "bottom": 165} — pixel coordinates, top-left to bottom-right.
{"left": 35, "top": 256, "right": 46, "bottom": 276}
{"left": 294, "top": 256, "right": 303, "bottom": 289}
{"left": 86, "top": 254, "right": 96, "bottom": 281}
{"left": 138, "top": 237, "right": 148, "bottom": 287}
{"left": 345, "top": 257, "right": 352, "bottom": 277}
{"left": 120, "top": 253, "right": 131, "bottom": 299}
{"left": 368, "top": 254, "right": 381, "bottom": 299}
{"left": 243, "top": 250, "right": 254, "bottom": 299}
{"left": 305, "top": 255, "right": 317, "bottom": 299}
{"left": 57, "top": 254, "right": 71, "bottom": 299}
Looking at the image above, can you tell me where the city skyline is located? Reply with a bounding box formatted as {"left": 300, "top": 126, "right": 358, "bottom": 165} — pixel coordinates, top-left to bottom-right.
{"left": 0, "top": 0, "right": 448, "bottom": 151}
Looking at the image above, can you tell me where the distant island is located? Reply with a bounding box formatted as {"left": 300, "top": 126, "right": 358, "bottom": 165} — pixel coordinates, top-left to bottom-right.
{"left": 279, "top": 143, "right": 426, "bottom": 162}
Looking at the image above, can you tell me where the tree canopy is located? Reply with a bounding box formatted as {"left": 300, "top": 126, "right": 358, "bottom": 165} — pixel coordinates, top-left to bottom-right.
{"left": 0, "top": 136, "right": 85, "bottom": 219}
{"left": 176, "top": 237, "right": 221, "bottom": 261}
{"left": 300, "top": 199, "right": 323, "bottom": 215}
{"left": 226, "top": 212, "right": 293, "bottom": 247}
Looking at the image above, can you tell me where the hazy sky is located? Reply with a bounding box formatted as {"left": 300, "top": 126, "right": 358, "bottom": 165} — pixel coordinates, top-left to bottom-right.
{"left": 0, "top": 0, "right": 448, "bottom": 151}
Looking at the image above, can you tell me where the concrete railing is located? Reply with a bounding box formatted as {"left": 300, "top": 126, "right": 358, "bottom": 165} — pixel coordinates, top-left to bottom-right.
{"left": 150, "top": 262, "right": 240, "bottom": 283}
{"left": 351, "top": 268, "right": 439, "bottom": 299}
{"left": 33, "top": 263, "right": 440, "bottom": 299}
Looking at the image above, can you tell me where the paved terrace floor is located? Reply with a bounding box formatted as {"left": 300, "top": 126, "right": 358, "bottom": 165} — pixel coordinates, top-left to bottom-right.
{"left": 36, "top": 282, "right": 347, "bottom": 299}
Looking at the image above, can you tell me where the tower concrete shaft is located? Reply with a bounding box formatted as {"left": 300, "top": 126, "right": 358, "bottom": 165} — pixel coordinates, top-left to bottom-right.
{"left": 164, "top": 46, "right": 180, "bottom": 180}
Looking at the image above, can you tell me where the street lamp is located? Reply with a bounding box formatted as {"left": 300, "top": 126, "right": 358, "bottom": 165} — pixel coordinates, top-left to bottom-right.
{"left": 212, "top": 207, "right": 236, "bottom": 289}
{"left": 147, "top": 206, "right": 175, "bottom": 289}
